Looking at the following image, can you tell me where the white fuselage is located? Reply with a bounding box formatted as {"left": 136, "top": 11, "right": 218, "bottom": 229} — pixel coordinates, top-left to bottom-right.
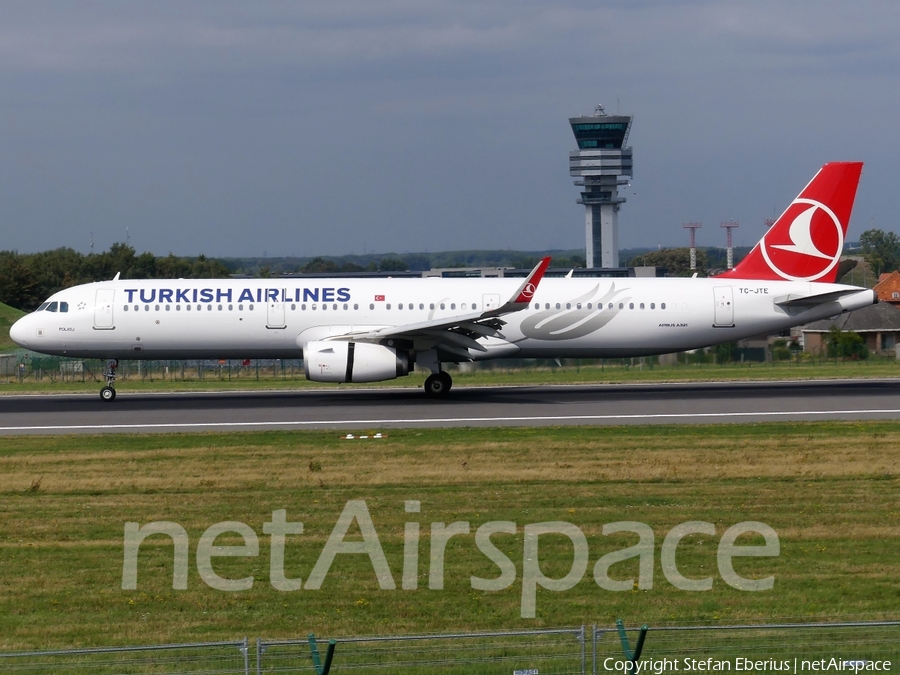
{"left": 10, "top": 276, "right": 876, "bottom": 362}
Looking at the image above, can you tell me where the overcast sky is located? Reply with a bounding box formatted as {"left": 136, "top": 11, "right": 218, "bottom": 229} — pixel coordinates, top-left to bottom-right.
{"left": 2, "top": 0, "right": 899, "bottom": 258}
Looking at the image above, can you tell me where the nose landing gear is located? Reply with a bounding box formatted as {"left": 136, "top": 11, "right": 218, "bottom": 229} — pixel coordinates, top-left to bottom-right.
{"left": 100, "top": 360, "right": 118, "bottom": 402}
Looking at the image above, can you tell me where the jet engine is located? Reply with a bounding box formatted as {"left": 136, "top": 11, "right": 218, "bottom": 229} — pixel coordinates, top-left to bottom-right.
{"left": 303, "top": 340, "right": 414, "bottom": 383}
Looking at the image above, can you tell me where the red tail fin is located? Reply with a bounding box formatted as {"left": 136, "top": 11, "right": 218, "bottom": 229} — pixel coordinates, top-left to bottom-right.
{"left": 718, "top": 162, "right": 863, "bottom": 282}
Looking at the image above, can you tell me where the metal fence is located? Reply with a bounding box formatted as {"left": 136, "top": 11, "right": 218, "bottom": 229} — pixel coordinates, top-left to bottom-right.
{"left": 260, "top": 627, "right": 586, "bottom": 674}
{"left": 0, "top": 639, "right": 250, "bottom": 674}
{"left": 2, "top": 355, "right": 306, "bottom": 384}
{"left": 2, "top": 621, "right": 899, "bottom": 674}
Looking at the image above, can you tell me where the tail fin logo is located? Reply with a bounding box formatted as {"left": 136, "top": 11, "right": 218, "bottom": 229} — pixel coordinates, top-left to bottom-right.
{"left": 760, "top": 198, "right": 843, "bottom": 281}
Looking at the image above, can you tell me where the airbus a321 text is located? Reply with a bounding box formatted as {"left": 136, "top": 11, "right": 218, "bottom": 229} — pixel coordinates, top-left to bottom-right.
{"left": 10, "top": 162, "right": 876, "bottom": 400}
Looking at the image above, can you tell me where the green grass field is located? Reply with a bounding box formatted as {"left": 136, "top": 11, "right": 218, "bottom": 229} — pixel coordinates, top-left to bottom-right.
{"left": 0, "top": 302, "right": 24, "bottom": 353}
{"left": 1, "top": 422, "right": 898, "bottom": 650}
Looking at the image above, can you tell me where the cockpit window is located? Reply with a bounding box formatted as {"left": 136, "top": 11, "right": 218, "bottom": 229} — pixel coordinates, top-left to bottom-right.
{"left": 46, "top": 302, "right": 59, "bottom": 312}
{"left": 60, "top": 302, "right": 69, "bottom": 313}
{"left": 37, "top": 302, "right": 49, "bottom": 311}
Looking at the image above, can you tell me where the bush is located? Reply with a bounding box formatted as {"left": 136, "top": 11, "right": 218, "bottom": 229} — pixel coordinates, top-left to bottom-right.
{"left": 827, "top": 327, "right": 869, "bottom": 360}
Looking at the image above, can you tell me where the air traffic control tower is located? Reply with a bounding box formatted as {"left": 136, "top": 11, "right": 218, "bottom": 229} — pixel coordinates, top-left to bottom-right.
{"left": 569, "top": 105, "right": 633, "bottom": 268}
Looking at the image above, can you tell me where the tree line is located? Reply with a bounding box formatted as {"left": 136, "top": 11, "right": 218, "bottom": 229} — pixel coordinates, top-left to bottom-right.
{"left": 0, "top": 244, "right": 232, "bottom": 311}
{"left": 3, "top": 229, "right": 896, "bottom": 312}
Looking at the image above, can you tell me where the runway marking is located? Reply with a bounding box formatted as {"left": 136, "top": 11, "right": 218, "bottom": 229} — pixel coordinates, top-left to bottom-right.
{"left": 2, "top": 408, "right": 900, "bottom": 432}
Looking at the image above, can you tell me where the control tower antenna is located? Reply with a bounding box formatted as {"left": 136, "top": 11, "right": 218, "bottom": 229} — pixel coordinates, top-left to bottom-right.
{"left": 569, "top": 103, "right": 633, "bottom": 268}
{"left": 720, "top": 220, "right": 739, "bottom": 269}
{"left": 683, "top": 222, "right": 702, "bottom": 270}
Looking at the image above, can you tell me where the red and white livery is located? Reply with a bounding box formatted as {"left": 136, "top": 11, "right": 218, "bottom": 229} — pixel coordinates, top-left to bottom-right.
{"left": 10, "top": 162, "right": 876, "bottom": 399}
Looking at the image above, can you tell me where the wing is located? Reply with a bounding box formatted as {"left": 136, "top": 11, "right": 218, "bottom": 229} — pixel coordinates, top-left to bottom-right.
{"left": 327, "top": 257, "right": 551, "bottom": 360}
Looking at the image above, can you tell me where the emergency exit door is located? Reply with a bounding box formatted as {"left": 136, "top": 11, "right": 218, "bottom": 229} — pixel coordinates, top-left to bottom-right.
{"left": 267, "top": 301, "right": 286, "bottom": 329}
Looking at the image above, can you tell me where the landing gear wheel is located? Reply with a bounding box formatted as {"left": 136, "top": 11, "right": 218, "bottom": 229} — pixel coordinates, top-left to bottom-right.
{"left": 101, "top": 359, "right": 119, "bottom": 403}
{"left": 424, "top": 372, "right": 452, "bottom": 398}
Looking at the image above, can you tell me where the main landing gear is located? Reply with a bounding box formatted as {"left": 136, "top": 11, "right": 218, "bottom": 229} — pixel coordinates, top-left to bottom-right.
{"left": 100, "top": 359, "right": 118, "bottom": 402}
{"left": 424, "top": 371, "right": 452, "bottom": 398}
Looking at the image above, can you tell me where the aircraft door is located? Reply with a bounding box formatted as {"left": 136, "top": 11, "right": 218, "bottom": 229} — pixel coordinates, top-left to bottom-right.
{"left": 713, "top": 286, "right": 734, "bottom": 327}
{"left": 93, "top": 289, "right": 115, "bottom": 329}
{"left": 483, "top": 294, "right": 501, "bottom": 311}
{"left": 267, "top": 301, "right": 286, "bottom": 329}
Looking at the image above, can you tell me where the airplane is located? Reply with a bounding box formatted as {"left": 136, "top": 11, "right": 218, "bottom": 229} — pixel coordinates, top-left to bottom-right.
{"left": 9, "top": 161, "right": 876, "bottom": 401}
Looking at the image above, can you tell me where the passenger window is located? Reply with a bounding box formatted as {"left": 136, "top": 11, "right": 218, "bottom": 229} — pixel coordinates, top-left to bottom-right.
{"left": 629, "top": 303, "right": 634, "bottom": 309}
{"left": 155, "top": 305, "right": 160, "bottom": 311}
{"left": 462, "top": 303, "right": 467, "bottom": 310}
{"left": 545, "top": 303, "right": 550, "bottom": 309}
{"left": 354, "top": 304, "right": 359, "bottom": 310}
{"left": 238, "top": 304, "right": 244, "bottom": 311}
{"left": 124, "top": 305, "right": 129, "bottom": 312}
{"left": 47, "top": 302, "right": 58, "bottom": 312}
{"left": 323, "top": 304, "right": 328, "bottom": 310}
{"left": 207, "top": 305, "right": 212, "bottom": 311}
{"left": 576, "top": 303, "right": 581, "bottom": 309}
{"left": 249, "top": 304, "right": 254, "bottom": 311}
{"left": 440, "top": 303, "right": 445, "bottom": 310}
{"left": 608, "top": 303, "right": 613, "bottom": 310}
{"left": 332, "top": 304, "right": 337, "bottom": 310}
{"left": 587, "top": 303, "right": 592, "bottom": 309}
{"left": 134, "top": 305, "right": 139, "bottom": 311}
{"left": 661, "top": 303, "right": 666, "bottom": 310}
{"left": 566, "top": 303, "right": 571, "bottom": 310}
{"left": 218, "top": 304, "right": 223, "bottom": 311}
{"left": 228, "top": 304, "right": 232, "bottom": 310}
{"left": 640, "top": 303, "right": 644, "bottom": 309}
{"left": 618, "top": 303, "right": 623, "bottom": 309}
{"left": 386, "top": 304, "right": 391, "bottom": 309}
{"left": 556, "top": 303, "right": 561, "bottom": 310}
{"left": 343, "top": 303, "right": 348, "bottom": 310}
{"left": 177, "top": 305, "right": 181, "bottom": 311}
{"left": 472, "top": 303, "right": 477, "bottom": 310}
{"left": 419, "top": 303, "right": 424, "bottom": 310}
{"left": 650, "top": 303, "right": 655, "bottom": 309}
{"left": 369, "top": 303, "right": 374, "bottom": 310}
{"left": 430, "top": 303, "right": 435, "bottom": 310}
{"left": 301, "top": 304, "right": 307, "bottom": 310}
{"left": 166, "top": 305, "right": 171, "bottom": 312}
{"left": 290, "top": 304, "right": 296, "bottom": 310}
{"left": 451, "top": 303, "right": 456, "bottom": 310}
{"left": 145, "top": 305, "right": 150, "bottom": 312}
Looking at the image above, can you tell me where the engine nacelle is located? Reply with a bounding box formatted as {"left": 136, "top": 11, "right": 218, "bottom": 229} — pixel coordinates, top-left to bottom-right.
{"left": 303, "top": 340, "right": 413, "bottom": 383}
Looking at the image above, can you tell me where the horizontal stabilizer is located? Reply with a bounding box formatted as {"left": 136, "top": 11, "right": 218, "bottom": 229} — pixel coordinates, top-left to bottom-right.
{"left": 775, "top": 288, "right": 872, "bottom": 308}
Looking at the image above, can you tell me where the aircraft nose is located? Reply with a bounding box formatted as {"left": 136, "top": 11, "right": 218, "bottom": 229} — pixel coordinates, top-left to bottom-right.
{"left": 9, "top": 316, "right": 29, "bottom": 348}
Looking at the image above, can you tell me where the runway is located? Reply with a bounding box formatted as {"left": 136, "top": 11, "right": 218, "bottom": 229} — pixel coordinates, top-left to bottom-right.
{"left": 1, "top": 379, "right": 899, "bottom": 435}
